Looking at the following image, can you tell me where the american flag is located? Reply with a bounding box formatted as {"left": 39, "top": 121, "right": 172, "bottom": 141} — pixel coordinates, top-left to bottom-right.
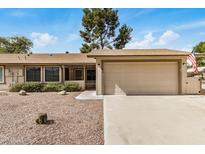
{"left": 187, "top": 49, "right": 198, "bottom": 74}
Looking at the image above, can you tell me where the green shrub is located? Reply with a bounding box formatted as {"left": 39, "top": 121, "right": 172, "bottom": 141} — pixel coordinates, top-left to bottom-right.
{"left": 9, "top": 83, "right": 24, "bottom": 92}
{"left": 21, "top": 83, "right": 45, "bottom": 92}
{"left": 10, "top": 82, "right": 45, "bottom": 92}
{"left": 10, "top": 82, "right": 81, "bottom": 92}
{"left": 63, "top": 82, "right": 81, "bottom": 92}
{"left": 42, "top": 83, "right": 63, "bottom": 92}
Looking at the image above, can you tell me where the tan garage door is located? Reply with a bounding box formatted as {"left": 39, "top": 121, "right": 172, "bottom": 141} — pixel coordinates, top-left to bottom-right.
{"left": 103, "top": 61, "right": 179, "bottom": 95}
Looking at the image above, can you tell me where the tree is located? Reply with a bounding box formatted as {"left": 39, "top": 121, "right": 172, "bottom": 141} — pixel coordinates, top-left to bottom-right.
{"left": 0, "top": 36, "right": 33, "bottom": 54}
{"left": 193, "top": 41, "right": 205, "bottom": 66}
{"left": 0, "top": 37, "right": 10, "bottom": 53}
{"left": 80, "top": 8, "right": 133, "bottom": 53}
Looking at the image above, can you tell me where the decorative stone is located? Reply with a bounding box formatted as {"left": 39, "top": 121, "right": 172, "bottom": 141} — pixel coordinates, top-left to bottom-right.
{"left": 36, "top": 113, "right": 48, "bottom": 124}
{"left": 19, "top": 90, "right": 27, "bottom": 96}
{"left": 0, "top": 91, "right": 8, "bottom": 96}
{"left": 57, "top": 90, "right": 66, "bottom": 95}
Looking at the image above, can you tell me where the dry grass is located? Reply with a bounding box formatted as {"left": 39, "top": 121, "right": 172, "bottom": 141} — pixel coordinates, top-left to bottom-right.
{"left": 0, "top": 92, "right": 103, "bottom": 145}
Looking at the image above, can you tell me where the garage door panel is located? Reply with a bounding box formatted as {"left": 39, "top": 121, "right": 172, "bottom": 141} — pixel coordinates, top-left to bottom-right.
{"left": 103, "top": 62, "right": 178, "bottom": 95}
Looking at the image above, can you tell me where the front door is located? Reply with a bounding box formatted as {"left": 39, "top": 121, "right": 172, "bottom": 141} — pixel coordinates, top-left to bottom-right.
{"left": 86, "top": 69, "right": 96, "bottom": 89}
{"left": 64, "top": 67, "right": 70, "bottom": 81}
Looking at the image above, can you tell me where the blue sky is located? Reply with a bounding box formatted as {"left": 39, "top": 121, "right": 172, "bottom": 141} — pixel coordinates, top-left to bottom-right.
{"left": 1, "top": 8, "right": 205, "bottom": 53}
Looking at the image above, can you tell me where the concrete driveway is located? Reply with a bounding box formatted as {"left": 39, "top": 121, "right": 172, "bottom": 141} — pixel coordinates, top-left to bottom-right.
{"left": 104, "top": 95, "right": 205, "bottom": 145}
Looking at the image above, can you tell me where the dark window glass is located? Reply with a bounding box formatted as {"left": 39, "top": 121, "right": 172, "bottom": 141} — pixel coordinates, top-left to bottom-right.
{"left": 87, "top": 70, "right": 96, "bottom": 81}
{"left": 75, "top": 69, "right": 83, "bottom": 80}
{"left": 65, "top": 68, "right": 69, "bottom": 80}
{"left": 0, "top": 67, "right": 3, "bottom": 82}
{"left": 45, "top": 67, "right": 59, "bottom": 82}
{"left": 26, "top": 67, "right": 41, "bottom": 82}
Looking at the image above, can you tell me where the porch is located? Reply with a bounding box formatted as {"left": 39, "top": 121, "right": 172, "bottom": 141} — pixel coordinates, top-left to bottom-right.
{"left": 61, "top": 64, "right": 96, "bottom": 90}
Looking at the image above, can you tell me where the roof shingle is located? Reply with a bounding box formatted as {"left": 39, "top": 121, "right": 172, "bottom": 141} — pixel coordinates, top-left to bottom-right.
{"left": 0, "top": 53, "right": 95, "bottom": 64}
{"left": 87, "top": 49, "right": 190, "bottom": 57}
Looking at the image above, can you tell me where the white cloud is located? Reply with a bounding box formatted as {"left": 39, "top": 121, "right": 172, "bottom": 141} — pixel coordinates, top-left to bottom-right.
{"left": 127, "top": 32, "right": 155, "bottom": 48}
{"left": 10, "top": 10, "right": 30, "bottom": 17}
{"left": 179, "top": 44, "right": 194, "bottom": 52}
{"left": 120, "top": 9, "right": 156, "bottom": 22}
{"left": 67, "top": 33, "right": 80, "bottom": 42}
{"left": 155, "top": 30, "right": 180, "bottom": 45}
{"left": 139, "top": 19, "right": 205, "bottom": 35}
{"left": 199, "top": 32, "right": 205, "bottom": 35}
{"left": 175, "top": 20, "right": 205, "bottom": 31}
{"left": 128, "top": 9, "right": 156, "bottom": 19}
{"left": 127, "top": 30, "right": 181, "bottom": 49}
{"left": 180, "top": 47, "right": 192, "bottom": 52}
{"left": 31, "top": 32, "right": 58, "bottom": 47}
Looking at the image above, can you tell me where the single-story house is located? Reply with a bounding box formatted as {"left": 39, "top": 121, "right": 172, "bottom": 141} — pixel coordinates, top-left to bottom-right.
{"left": 0, "top": 53, "right": 96, "bottom": 90}
{"left": 0, "top": 49, "right": 201, "bottom": 95}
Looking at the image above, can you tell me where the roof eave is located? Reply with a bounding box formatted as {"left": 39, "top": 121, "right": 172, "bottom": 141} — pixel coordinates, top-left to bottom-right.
{"left": 87, "top": 54, "right": 189, "bottom": 58}
{"left": 0, "top": 62, "right": 96, "bottom": 65}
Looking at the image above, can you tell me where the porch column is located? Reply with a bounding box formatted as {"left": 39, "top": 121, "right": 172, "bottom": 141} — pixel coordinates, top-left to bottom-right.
{"left": 69, "top": 65, "right": 72, "bottom": 80}
{"left": 96, "top": 60, "right": 103, "bottom": 95}
{"left": 83, "top": 65, "right": 86, "bottom": 90}
{"left": 62, "top": 65, "right": 65, "bottom": 83}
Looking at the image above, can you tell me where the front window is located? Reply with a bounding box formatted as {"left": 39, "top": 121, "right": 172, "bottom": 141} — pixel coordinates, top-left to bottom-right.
{"left": 45, "top": 67, "right": 60, "bottom": 82}
{"left": 75, "top": 69, "right": 83, "bottom": 80}
{"left": 26, "top": 67, "right": 41, "bottom": 82}
{"left": 0, "top": 66, "right": 4, "bottom": 83}
{"left": 87, "top": 70, "right": 96, "bottom": 81}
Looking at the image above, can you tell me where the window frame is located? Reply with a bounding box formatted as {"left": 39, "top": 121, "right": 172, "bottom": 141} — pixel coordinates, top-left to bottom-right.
{"left": 25, "top": 66, "right": 42, "bottom": 82}
{"left": 0, "top": 66, "right": 4, "bottom": 83}
{"left": 44, "top": 66, "right": 61, "bottom": 82}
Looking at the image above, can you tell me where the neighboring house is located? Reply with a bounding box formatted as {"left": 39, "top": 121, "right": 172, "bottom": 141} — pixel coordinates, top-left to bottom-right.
{"left": 87, "top": 49, "right": 201, "bottom": 95}
{"left": 0, "top": 49, "right": 201, "bottom": 95}
{"left": 0, "top": 53, "right": 96, "bottom": 90}
{"left": 187, "top": 66, "right": 205, "bottom": 78}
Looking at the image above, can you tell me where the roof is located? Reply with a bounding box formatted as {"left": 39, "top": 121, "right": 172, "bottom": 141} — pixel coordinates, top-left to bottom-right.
{"left": 87, "top": 49, "right": 190, "bottom": 57}
{"left": 0, "top": 53, "right": 96, "bottom": 64}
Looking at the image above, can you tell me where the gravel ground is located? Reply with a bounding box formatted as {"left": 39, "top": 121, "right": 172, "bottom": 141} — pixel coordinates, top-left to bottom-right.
{"left": 0, "top": 92, "right": 103, "bottom": 145}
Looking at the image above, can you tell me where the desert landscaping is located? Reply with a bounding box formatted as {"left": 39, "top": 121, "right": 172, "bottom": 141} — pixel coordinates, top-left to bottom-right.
{"left": 0, "top": 92, "right": 103, "bottom": 144}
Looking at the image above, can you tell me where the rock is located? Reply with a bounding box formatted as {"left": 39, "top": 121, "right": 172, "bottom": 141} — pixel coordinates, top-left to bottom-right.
{"left": 19, "top": 90, "right": 27, "bottom": 96}
{"left": 58, "top": 90, "right": 66, "bottom": 95}
{"left": 0, "top": 91, "right": 8, "bottom": 96}
{"left": 36, "top": 113, "right": 48, "bottom": 124}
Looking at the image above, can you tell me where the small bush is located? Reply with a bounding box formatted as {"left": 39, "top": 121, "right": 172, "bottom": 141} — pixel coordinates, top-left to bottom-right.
{"left": 10, "top": 82, "right": 81, "bottom": 92}
{"left": 10, "top": 82, "right": 45, "bottom": 92}
{"left": 22, "top": 83, "right": 45, "bottom": 92}
{"left": 63, "top": 82, "right": 81, "bottom": 92}
{"left": 10, "top": 83, "right": 24, "bottom": 92}
{"left": 42, "top": 83, "right": 63, "bottom": 92}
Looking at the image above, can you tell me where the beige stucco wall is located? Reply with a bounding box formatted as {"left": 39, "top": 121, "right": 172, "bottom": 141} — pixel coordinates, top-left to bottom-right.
{"left": 95, "top": 56, "right": 189, "bottom": 95}
{"left": 185, "top": 77, "right": 201, "bottom": 94}
{"left": 0, "top": 64, "right": 25, "bottom": 90}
